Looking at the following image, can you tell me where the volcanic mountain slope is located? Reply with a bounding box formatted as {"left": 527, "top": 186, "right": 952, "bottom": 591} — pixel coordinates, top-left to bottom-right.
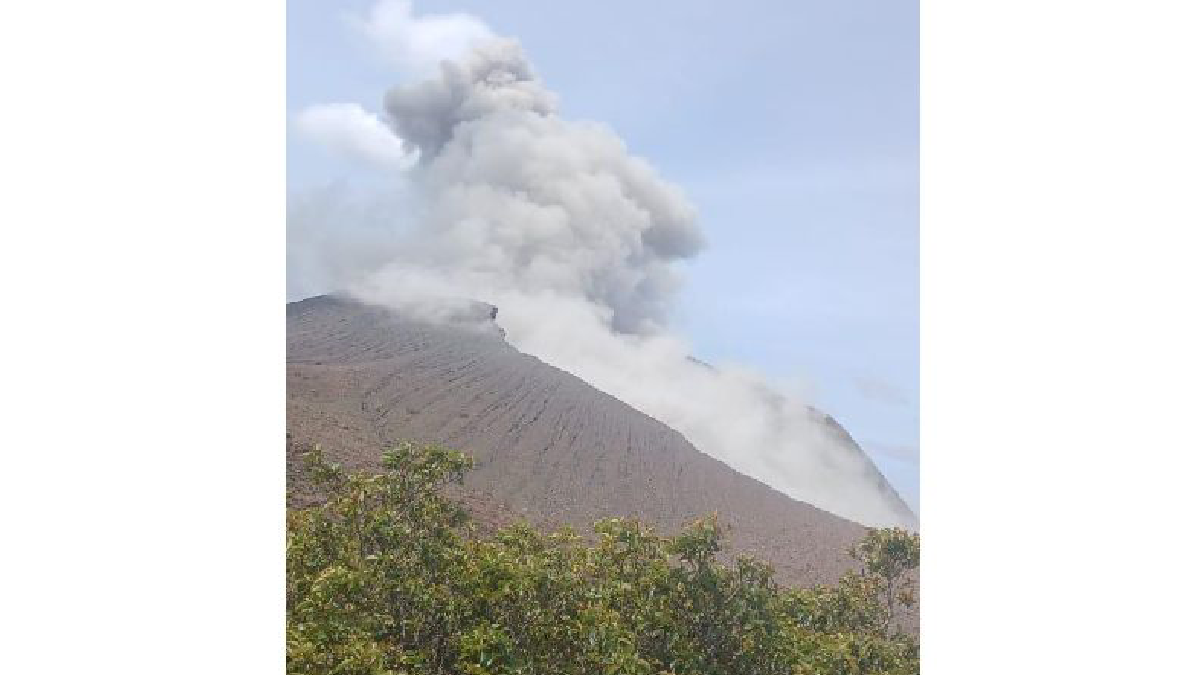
{"left": 287, "top": 294, "right": 895, "bottom": 587}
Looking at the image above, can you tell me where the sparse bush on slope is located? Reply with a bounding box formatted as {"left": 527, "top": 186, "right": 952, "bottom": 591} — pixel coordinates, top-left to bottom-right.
{"left": 287, "top": 443, "right": 919, "bottom": 675}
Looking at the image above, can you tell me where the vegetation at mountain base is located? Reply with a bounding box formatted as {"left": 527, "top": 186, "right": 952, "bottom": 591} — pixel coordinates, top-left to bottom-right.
{"left": 287, "top": 443, "right": 920, "bottom": 675}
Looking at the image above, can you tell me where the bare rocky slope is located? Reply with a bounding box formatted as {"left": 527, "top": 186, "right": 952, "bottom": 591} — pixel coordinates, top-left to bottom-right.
{"left": 287, "top": 294, "right": 903, "bottom": 588}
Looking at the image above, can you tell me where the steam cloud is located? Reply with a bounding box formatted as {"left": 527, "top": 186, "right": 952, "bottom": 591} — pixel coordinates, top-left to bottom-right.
{"left": 295, "top": 103, "right": 418, "bottom": 172}
{"left": 352, "top": 0, "right": 495, "bottom": 76}
{"left": 289, "top": 1, "right": 916, "bottom": 528}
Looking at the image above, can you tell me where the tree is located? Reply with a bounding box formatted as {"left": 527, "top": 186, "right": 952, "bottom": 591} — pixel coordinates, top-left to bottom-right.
{"left": 850, "top": 527, "right": 920, "bottom": 635}
{"left": 286, "top": 442, "right": 920, "bottom": 675}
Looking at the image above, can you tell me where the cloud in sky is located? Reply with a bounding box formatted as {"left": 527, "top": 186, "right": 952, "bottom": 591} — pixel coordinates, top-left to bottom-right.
{"left": 294, "top": 103, "right": 418, "bottom": 172}
{"left": 853, "top": 375, "right": 912, "bottom": 407}
{"left": 350, "top": 0, "right": 495, "bottom": 76}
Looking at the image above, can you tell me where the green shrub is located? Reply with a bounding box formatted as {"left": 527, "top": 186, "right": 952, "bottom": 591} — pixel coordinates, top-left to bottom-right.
{"left": 287, "top": 443, "right": 920, "bottom": 675}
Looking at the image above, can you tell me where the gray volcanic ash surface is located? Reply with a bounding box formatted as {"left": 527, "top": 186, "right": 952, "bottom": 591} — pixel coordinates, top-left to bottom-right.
{"left": 287, "top": 295, "right": 915, "bottom": 587}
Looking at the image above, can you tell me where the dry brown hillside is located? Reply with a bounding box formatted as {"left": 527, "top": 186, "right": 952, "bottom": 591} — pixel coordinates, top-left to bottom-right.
{"left": 287, "top": 294, "right": 902, "bottom": 590}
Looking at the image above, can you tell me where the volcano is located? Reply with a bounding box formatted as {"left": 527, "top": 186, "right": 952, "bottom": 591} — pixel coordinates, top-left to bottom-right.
{"left": 286, "top": 294, "right": 913, "bottom": 587}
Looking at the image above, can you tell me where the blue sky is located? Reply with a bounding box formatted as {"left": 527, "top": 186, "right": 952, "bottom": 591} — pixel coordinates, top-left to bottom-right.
{"left": 287, "top": 0, "right": 920, "bottom": 513}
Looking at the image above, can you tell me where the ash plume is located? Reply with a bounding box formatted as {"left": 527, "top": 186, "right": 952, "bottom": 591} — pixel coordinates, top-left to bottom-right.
{"left": 289, "top": 1, "right": 915, "bottom": 528}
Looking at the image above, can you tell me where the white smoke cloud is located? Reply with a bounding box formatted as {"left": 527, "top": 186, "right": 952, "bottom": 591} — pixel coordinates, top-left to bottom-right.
{"left": 372, "top": 38, "right": 703, "bottom": 334}
{"left": 289, "top": 2, "right": 915, "bottom": 528}
{"left": 287, "top": 181, "right": 416, "bottom": 301}
{"left": 351, "top": 0, "right": 495, "bottom": 76}
{"left": 295, "top": 103, "right": 419, "bottom": 172}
